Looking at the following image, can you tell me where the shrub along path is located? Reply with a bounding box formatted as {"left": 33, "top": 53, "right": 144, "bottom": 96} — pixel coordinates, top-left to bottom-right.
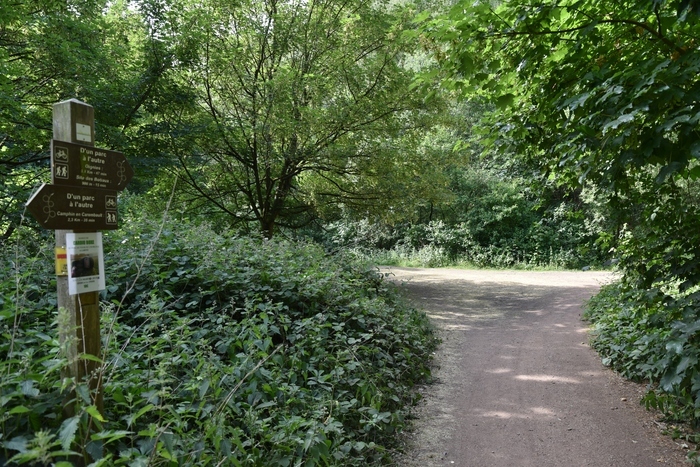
{"left": 385, "top": 267, "right": 688, "bottom": 466}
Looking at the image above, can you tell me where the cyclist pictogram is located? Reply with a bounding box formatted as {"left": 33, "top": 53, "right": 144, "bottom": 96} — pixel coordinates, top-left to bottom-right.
{"left": 54, "top": 146, "right": 69, "bottom": 161}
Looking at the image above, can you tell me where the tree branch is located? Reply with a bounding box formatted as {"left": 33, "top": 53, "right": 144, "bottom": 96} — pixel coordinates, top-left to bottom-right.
{"left": 494, "top": 17, "right": 681, "bottom": 53}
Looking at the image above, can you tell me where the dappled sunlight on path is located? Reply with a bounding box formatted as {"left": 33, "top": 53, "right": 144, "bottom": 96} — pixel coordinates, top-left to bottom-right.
{"left": 386, "top": 267, "right": 686, "bottom": 467}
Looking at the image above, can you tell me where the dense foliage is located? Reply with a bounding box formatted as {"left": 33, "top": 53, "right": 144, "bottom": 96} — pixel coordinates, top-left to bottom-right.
{"left": 5, "top": 0, "right": 700, "bottom": 461}
{"left": 417, "top": 0, "right": 700, "bottom": 276}
{"left": 161, "top": 0, "right": 435, "bottom": 237}
{"left": 312, "top": 165, "right": 605, "bottom": 269}
{"left": 0, "top": 0, "right": 181, "bottom": 239}
{"left": 1, "top": 218, "right": 437, "bottom": 465}
{"left": 585, "top": 280, "right": 700, "bottom": 450}
{"left": 1, "top": 0, "right": 443, "bottom": 241}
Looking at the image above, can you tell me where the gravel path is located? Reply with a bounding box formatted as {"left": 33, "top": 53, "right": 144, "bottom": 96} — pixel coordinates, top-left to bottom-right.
{"left": 385, "top": 267, "right": 688, "bottom": 467}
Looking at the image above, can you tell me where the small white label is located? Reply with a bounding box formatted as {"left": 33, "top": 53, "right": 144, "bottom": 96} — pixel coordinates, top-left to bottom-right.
{"left": 76, "top": 123, "right": 92, "bottom": 142}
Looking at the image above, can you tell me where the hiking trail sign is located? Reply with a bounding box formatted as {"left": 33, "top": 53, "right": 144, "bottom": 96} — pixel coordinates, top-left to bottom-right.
{"left": 26, "top": 124, "right": 131, "bottom": 231}
{"left": 26, "top": 183, "right": 119, "bottom": 230}
{"left": 51, "top": 140, "right": 133, "bottom": 191}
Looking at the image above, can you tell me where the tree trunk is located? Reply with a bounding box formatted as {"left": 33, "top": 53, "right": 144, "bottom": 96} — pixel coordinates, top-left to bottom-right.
{"left": 260, "top": 216, "right": 276, "bottom": 239}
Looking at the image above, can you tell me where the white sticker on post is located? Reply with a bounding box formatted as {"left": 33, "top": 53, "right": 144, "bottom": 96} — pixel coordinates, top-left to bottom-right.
{"left": 76, "top": 123, "right": 92, "bottom": 142}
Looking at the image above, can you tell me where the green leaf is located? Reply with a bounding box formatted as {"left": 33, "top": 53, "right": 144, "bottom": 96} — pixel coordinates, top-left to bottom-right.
{"left": 413, "top": 10, "right": 431, "bottom": 24}
{"left": 59, "top": 416, "right": 80, "bottom": 451}
{"left": 690, "top": 141, "right": 700, "bottom": 158}
{"left": 91, "top": 430, "right": 132, "bottom": 444}
{"left": 8, "top": 405, "right": 31, "bottom": 414}
{"left": 496, "top": 94, "right": 515, "bottom": 109}
{"left": 676, "top": 355, "right": 697, "bottom": 374}
{"left": 85, "top": 405, "right": 106, "bottom": 423}
{"left": 126, "top": 404, "right": 155, "bottom": 427}
{"left": 660, "top": 365, "right": 684, "bottom": 392}
{"left": 198, "top": 378, "right": 210, "bottom": 398}
{"left": 666, "top": 340, "right": 684, "bottom": 355}
{"left": 158, "top": 444, "right": 176, "bottom": 461}
{"left": 548, "top": 46, "right": 569, "bottom": 62}
{"left": 458, "top": 53, "right": 474, "bottom": 75}
{"left": 4, "top": 436, "right": 28, "bottom": 453}
{"left": 550, "top": 6, "right": 563, "bottom": 21}
{"left": 20, "top": 380, "right": 39, "bottom": 397}
{"left": 603, "top": 113, "right": 636, "bottom": 131}
{"left": 687, "top": 165, "right": 700, "bottom": 179}
{"left": 655, "top": 161, "right": 685, "bottom": 184}
{"left": 75, "top": 384, "right": 92, "bottom": 404}
{"left": 79, "top": 353, "right": 103, "bottom": 363}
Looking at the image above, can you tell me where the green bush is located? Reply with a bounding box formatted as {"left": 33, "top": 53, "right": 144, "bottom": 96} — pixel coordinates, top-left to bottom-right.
{"left": 1, "top": 218, "right": 438, "bottom": 466}
{"left": 310, "top": 167, "right": 605, "bottom": 269}
{"left": 585, "top": 280, "right": 700, "bottom": 427}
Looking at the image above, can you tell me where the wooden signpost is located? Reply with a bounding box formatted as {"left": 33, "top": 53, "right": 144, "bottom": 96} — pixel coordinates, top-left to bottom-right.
{"left": 26, "top": 99, "right": 132, "bottom": 439}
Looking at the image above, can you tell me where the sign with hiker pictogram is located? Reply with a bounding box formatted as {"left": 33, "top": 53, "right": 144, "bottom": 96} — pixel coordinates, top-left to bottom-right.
{"left": 26, "top": 183, "right": 119, "bottom": 230}
{"left": 51, "top": 140, "right": 133, "bottom": 191}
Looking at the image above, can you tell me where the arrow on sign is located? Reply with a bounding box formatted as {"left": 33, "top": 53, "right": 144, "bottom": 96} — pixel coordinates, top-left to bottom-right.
{"left": 26, "top": 183, "right": 119, "bottom": 230}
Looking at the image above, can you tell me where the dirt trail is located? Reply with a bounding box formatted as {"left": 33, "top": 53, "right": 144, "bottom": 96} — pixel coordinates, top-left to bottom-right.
{"left": 385, "top": 267, "right": 688, "bottom": 467}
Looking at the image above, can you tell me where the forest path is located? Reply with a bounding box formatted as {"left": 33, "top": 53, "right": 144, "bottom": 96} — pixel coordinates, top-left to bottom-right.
{"left": 385, "top": 267, "right": 688, "bottom": 466}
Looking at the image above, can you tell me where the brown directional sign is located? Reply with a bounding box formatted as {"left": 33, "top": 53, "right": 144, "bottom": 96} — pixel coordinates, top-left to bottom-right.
{"left": 26, "top": 183, "right": 119, "bottom": 230}
{"left": 51, "top": 140, "right": 133, "bottom": 191}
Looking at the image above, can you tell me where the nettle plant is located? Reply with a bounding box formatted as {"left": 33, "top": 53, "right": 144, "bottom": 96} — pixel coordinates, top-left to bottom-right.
{"left": 585, "top": 280, "right": 700, "bottom": 427}
{"left": 1, "top": 218, "right": 438, "bottom": 466}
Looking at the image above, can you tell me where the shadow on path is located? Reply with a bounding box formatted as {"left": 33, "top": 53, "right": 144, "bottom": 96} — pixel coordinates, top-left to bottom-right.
{"left": 386, "top": 267, "right": 686, "bottom": 467}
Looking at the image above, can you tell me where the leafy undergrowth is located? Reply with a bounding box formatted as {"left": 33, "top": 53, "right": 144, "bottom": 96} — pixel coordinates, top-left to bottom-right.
{"left": 359, "top": 245, "right": 584, "bottom": 271}
{"left": 1, "top": 218, "right": 438, "bottom": 466}
{"left": 584, "top": 281, "right": 700, "bottom": 463}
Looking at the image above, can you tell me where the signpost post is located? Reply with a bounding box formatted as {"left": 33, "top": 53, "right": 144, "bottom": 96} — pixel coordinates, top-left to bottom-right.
{"left": 26, "top": 99, "right": 132, "bottom": 453}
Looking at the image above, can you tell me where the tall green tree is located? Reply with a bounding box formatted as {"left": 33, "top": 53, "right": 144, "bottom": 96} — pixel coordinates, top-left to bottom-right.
{"left": 418, "top": 0, "right": 700, "bottom": 287}
{"left": 0, "top": 0, "right": 99, "bottom": 240}
{"left": 0, "top": 0, "right": 183, "bottom": 241}
{"left": 165, "top": 0, "right": 433, "bottom": 237}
